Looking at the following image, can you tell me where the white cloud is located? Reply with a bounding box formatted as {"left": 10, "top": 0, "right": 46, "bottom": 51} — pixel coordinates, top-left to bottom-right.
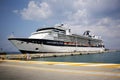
{"left": 67, "top": 9, "right": 89, "bottom": 25}
{"left": 13, "top": 10, "right": 19, "bottom": 13}
{"left": 73, "top": 0, "right": 120, "bottom": 14}
{"left": 24, "top": 0, "right": 119, "bottom": 40}
{"left": 13, "top": 0, "right": 120, "bottom": 49}
{"left": 97, "top": 18, "right": 111, "bottom": 26}
{"left": 68, "top": 17, "right": 120, "bottom": 39}
{"left": 63, "top": 0, "right": 120, "bottom": 43}
{"left": 20, "top": 1, "right": 52, "bottom": 20}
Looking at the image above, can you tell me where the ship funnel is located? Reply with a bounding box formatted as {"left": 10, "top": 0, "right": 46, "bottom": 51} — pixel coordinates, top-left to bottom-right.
{"left": 83, "top": 30, "right": 90, "bottom": 36}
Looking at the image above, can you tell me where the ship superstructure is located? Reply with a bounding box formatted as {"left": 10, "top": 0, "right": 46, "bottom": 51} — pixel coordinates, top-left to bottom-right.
{"left": 8, "top": 24, "right": 105, "bottom": 53}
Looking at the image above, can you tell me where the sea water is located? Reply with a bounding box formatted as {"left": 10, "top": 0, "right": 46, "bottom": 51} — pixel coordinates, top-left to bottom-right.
{"left": 32, "top": 51, "right": 120, "bottom": 63}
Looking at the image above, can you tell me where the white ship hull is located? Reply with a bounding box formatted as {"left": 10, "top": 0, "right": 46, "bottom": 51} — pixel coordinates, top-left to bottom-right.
{"left": 8, "top": 24, "right": 105, "bottom": 53}
{"left": 9, "top": 39, "right": 105, "bottom": 53}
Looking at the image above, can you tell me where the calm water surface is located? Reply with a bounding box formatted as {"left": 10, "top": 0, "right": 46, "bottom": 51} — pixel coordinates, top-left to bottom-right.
{"left": 32, "top": 51, "right": 120, "bottom": 63}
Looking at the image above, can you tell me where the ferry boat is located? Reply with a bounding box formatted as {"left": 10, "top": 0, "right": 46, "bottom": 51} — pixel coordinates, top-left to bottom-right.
{"left": 8, "top": 24, "right": 105, "bottom": 53}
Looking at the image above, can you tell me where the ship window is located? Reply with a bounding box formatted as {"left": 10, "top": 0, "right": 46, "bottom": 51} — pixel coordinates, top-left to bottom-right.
{"left": 32, "top": 41, "right": 36, "bottom": 43}
{"left": 35, "top": 48, "right": 38, "bottom": 50}
{"left": 59, "top": 31, "right": 65, "bottom": 34}
{"left": 21, "top": 42, "right": 24, "bottom": 44}
{"left": 38, "top": 41, "right": 40, "bottom": 44}
{"left": 53, "top": 29, "right": 59, "bottom": 32}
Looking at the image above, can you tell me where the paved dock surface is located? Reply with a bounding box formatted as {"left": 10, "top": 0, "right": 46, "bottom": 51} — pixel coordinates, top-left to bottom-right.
{"left": 0, "top": 60, "right": 120, "bottom": 80}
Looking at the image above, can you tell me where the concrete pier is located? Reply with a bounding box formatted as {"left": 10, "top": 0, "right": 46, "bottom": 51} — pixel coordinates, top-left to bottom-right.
{"left": 0, "top": 51, "right": 106, "bottom": 60}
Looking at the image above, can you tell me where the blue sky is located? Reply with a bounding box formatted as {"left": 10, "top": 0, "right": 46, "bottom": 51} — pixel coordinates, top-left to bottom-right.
{"left": 0, "top": 0, "right": 120, "bottom": 52}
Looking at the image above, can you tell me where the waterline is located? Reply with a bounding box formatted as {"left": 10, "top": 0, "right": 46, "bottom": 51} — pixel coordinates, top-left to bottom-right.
{"left": 32, "top": 52, "right": 120, "bottom": 64}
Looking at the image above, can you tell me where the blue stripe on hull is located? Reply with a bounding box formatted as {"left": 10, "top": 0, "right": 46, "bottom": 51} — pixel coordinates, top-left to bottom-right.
{"left": 8, "top": 38, "right": 104, "bottom": 48}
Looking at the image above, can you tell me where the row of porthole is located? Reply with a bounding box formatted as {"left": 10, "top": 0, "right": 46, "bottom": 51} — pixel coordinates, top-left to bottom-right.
{"left": 35, "top": 48, "right": 39, "bottom": 50}
{"left": 20, "top": 41, "right": 42, "bottom": 44}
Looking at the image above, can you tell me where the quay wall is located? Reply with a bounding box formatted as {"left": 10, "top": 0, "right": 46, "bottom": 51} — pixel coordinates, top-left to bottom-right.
{"left": 0, "top": 51, "right": 107, "bottom": 60}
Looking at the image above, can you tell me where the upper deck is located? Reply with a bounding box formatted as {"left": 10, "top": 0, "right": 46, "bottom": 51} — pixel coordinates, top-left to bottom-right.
{"left": 36, "top": 27, "right": 65, "bottom": 32}
{"left": 30, "top": 24, "right": 103, "bottom": 42}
